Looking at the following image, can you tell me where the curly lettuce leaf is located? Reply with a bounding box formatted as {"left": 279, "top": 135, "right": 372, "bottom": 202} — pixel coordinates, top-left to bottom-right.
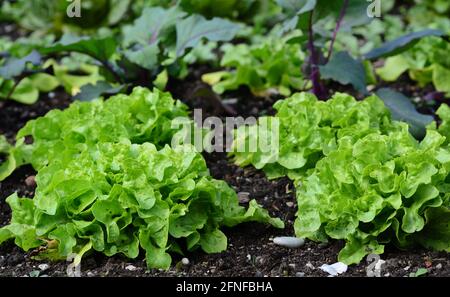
{"left": 0, "top": 143, "right": 283, "bottom": 269}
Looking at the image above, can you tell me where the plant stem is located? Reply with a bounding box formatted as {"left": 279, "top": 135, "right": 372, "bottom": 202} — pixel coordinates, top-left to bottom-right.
{"left": 326, "top": 0, "right": 349, "bottom": 62}
{"left": 5, "top": 79, "right": 21, "bottom": 101}
{"left": 100, "top": 60, "right": 124, "bottom": 84}
{"left": 307, "top": 11, "right": 327, "bottom": 99}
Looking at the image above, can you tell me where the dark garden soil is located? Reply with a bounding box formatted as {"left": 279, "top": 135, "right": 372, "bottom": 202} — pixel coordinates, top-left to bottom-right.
{"left": 0, "top": 11, "right": 449, "bottom": 275}
{"left": 0, "top": 67, "right": 449, "bottom": 277}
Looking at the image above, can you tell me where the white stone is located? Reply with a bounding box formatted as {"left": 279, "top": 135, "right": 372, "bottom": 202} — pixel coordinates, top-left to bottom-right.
{"left": 125, "top": 265, "right": 137, "bottom": 271}
{"left": 273, "top": 237, "right": 305, "bottom": 248}
{"left": 38, "top": 264, "right": 49, "bottom": 271}
{"left": 181, "top": 258, "right": 190, "bottom": 266}
{"left": 319, "top": 262, "right": 348, "bottom": 276}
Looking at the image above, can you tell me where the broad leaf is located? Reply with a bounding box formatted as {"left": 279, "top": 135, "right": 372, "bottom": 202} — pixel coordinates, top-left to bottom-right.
{"left": 365, "top": 29, "right": 447, "bottom": 60}
{"left": 176, "top": 15, "right": 241, "bottom": 57}
{"left": 0, "top": 51, "right": 41, "bottom": 80}
{"left": 122, "top": 7, "right": 185, "bottom": 47}
{"left": 73, "top": 81, "right": 125, "bottom": 101}
{"left": 40, "top": 35, "right": 117, "bottom": 62}
{"left": 319, "top": 51, "right": 367, "bottom": 94}
{"left": 375, "top": 88, "right": 434, "bottom": 139}
{"left": 276, "top": 0, "right": 317, "bottom": 16}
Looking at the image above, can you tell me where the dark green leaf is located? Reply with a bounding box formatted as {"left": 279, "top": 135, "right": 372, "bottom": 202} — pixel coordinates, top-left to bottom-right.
{"left": 73, "top": 81, "right": 125, "bottom": 101}
{"left": 0, "top": 51, "right": 41, "bottom": 80}
{"left": 176, "top": 15, "right": 241, "bottom": 57}
{"left": 122, "top": 7, "right": 185, "bottom": 47}
{"left": 319, "top": 51, "right": 367, "bottom": 94}
{"left": 40, "top": 35, "right": 117, "bottom": 62}
{"left": 276, "top": 0, "right": 317, "bottom": 15}
{"left": 376, "top": 88, "right": 434, "bottom": 139}
{"left": 365, "top": 29, "right": 447, "bottom": 60}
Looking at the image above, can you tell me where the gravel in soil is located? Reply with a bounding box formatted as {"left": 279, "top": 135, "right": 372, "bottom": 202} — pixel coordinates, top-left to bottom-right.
{"left": 0, "top": 69, "right": 449, "bottom": 277}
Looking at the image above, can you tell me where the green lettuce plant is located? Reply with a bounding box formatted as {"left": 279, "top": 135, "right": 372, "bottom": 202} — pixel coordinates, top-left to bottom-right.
{"left": 231, "top": 92, "right": 401, "bottom": 180}
{"left": 0, "top": 87, "right": 189, "bottom": 180}
{"left": 0, "top": 87, "right": 283, "bottom": 269}
{"left": 231, "top": 92, "right": 450, "bottom": 264}
{"left": 202, "top": 30, "right": 307, "bottom": 97}
{"left": 0, "top": 142, "right": 282, "bottom": 269}
{"left": 295, "top": 125, "right": 450, "bottom": 264}
{"left": 376, "top": 37, "right": 450, "bottom": 95}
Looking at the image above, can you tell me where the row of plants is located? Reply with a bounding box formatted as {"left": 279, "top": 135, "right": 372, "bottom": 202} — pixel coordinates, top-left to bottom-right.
{"left": 0, "top": 87, "right": 283, "bottom": 269}
{"left": 0, "top": 0, "right": 449, "bottom": 270}
{"left": 231, "top": 92, "right": 450, "bottom": 264}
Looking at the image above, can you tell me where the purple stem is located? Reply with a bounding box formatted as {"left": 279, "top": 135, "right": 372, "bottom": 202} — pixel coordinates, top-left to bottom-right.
{"left": 307, "top": 11, "right": 327, "bottom": 99}
{"left": 326, "top": 0, "right": 349, "bottom": 62}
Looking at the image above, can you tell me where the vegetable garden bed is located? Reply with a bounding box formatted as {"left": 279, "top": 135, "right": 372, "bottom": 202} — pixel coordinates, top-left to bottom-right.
{"left": 0, "top": 0, "right": 449, "bottom": 278}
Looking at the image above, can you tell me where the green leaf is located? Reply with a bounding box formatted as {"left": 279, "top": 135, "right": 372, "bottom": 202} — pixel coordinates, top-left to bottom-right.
{"left": 0, "top": 50, "right": 41, "bottom": 80}
{"left": 73, "top": 81, "right": 124, "bottom": 101}
{"left": 0, "top": 77, "right": 39, "bottom": 104}
{"left": 107, "top": 0, "right": 131, "bottom": 25}
{"left": 376, "top": 55, "right": 410, "bottom": 81}
{"left": 410, "top": 268, "right": 428, "bottom": 277}
{"left": 176, "top": 15, "right": 241, "bottom": 57}
{"left": 276, "top": 0, "right": 317, "bottom": 15}
{"left": 414, "top": 207, "right": 450, "bottom": 252}
{"left": 29, "top": 73, "right": 60, "bottom": 93}
{"left": 432, "top": 64, "right": 450, "bottom": 94}
{"left": 122, "top": 7, "right": 185, "bottom": 47}
{"left": 0, "top": 87, "right": 283, "bottom": 270}
{"left": 199, "top": 229, "right": 227, "bottom": 254}
{"left": 376, "top": 88, "right": 434, "bottom": 139}
{"left": 365, "top": 29, "right": 447, "bottom": 60}
{"left": 319, "top": 51, "right": 367, "bottom": 94}
{"left": 124, "top": 44, "right": 160, "bottom": 70}
{"left": 40, "top": 35, "right": 117, "bottom": 62}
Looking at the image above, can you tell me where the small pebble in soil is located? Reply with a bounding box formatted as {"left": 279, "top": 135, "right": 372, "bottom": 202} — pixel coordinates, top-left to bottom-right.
{"left": 87, "top": 272, "right": 95, "bottom": 277}
{"left": 404, "top": 266, "right": 410, "bottom": 271}
{"left": 255, "top": 271, "right": 263, "bottom": 277}
{"left": 38, "top": 264, "right": 49, "bottom": 271}
{"left": 296, "top": 272, "right": 305, "bottom": 277}
{"left": 25, "top": 175, "right": 36, "bottom": 187}
{"left": 237, "top": 192, "right": 250, "bottom": 203}
{"left": 181, "top": 258, "right": 190, "bottom": 266}
{"left": 285, "top": 202, "right": 294, "bottom": 208}
{"left": 125, "top": 265, "right": 137, "bottom": 271}
{"left": 305, "top": 262, "right": 315, "bottom": 270}
{"left": 273, "top": 237, "right": 305, "bottom": 249}
{"left": 436, "top": 263, "right": 442, "bottom": 269}
{"left": 319, "top": 262, "right": 348, "bottom": 276}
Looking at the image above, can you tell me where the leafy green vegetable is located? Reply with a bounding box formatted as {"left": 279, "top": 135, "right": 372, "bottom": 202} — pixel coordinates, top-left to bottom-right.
{"left": 231, "top": 91, "right": 449, "bottom": 264}
{"left": 203, "top": 30, "right": 307, "bottom": 97}
{"left": 2, "top": 87, "right": 189, "bottom": 178}
{"left": 0, "top": 142, "right": 282, "bottom": 269}
{"left": 231, "top": 92, "right": 400, "bottom": 180}
{"left": 294, "top": 124, "right": 450, "bottom": 264}
{"left": 376, "top": 37, "right": 450, "bottom": 95}
{"left": 0, "top": 0, "right": 131, "bottom": 33}
{"left": 0, "top": 87, "right": 283, "bottom": 269}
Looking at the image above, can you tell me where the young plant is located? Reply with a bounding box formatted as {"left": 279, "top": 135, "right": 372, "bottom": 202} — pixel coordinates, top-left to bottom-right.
{"left": 0, "top": 87, "right": 284, "bottom": 269}
{"left": 202, "top": 30, "right": 307, "bottom": 97}
{"left": 231, "top": 92, "right": 450, "bottom": 264}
